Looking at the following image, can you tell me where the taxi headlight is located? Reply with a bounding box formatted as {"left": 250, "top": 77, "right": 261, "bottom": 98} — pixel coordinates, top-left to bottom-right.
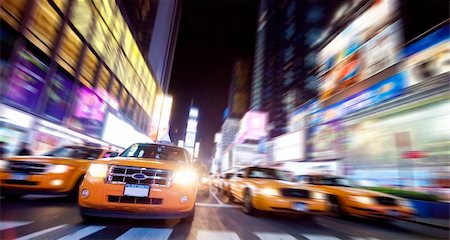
{"left": 0, "top": 160, "right": 9, "bottom": 170}
{"left": 311, "top": 192, "right": 326, "bottom": 200}
{"left": 173, "top": 169, "right": 197, "bottom": 185}
{"left": 87, "top": 164, "right": 109, "bottom": 179}
{"left": 48, "top": 164, "right": 71, "bottom": 173}
{"left": 260, "top": 188, "right": 278, "bottom": 196}
{"left": 200, "top": 177, "right": 209, "bottom": 184}
{"left": 349, "top": 196, "right": 375, "bottom": 205}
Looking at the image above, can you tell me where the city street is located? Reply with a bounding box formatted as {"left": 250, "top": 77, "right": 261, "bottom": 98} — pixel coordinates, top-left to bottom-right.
{"left": 1, "top": 189, "right": 448, "bottom": 240}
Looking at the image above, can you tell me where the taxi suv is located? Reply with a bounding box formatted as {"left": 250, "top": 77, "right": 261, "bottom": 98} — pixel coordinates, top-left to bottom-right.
{"left": 297, "top": 174, "right": 415, "bottom": 219}
{"left": 0, "top": 145, "right": 118, "bottom": 199}
{"left": 229, "top": 167, "right": 328, "bottom": 216}
{"left": 78, "top": 143, "right": 197, "bottom": 222}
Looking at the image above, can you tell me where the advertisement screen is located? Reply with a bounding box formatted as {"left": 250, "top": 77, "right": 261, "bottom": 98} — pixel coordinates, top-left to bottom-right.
{"left": 5, "top": 49, "right": 48, "bottom": 112}
{"left": 308, "top": 121, "right": 344, "bottom": 161}
{"left": 43, "top": 68, "right": 74, "bottom": 121}
{"left": 68, "top": 86, "right": 107, "bottom": 137}
{"left": 317, "top": 0, "right": 400, "bottom": 102}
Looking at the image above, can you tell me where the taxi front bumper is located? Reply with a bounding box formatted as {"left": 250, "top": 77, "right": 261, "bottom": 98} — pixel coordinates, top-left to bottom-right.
{"left": 0, "top": 171, "right": 79, "bottom": 194}
{"left": 347, "top": 204, "right": 415, "bottom": 219}
{"left": 80, "top": 206, "right": 194, "bottom": 219}
{"left": 252, "top": 195, "right": 328, "bottom": 214}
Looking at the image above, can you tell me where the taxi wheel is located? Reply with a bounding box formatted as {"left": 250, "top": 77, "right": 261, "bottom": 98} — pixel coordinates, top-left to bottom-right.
{"left": 243, "top": 189, "right": 258, "bottom": 216}
{"left": 329, "top": 195, "right": 345, "bottom": 218}
{"left": 228, "top": 191, "right": 236, "bottom": 202}
{"left": 68, "top": 175, "right": 84, "bottom": 201}
{"left": 1, "top": 193, "right": 24, "bottom": 200}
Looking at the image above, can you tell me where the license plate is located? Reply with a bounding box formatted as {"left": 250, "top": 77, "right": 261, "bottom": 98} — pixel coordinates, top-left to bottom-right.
{"left": 10, "top": 173, "right": 29, "bottom": 181}
{"left": 124, "top": 184, "right": 150, "bottom": 197}
{"left": 292, "top": 202, "right": 308, "bottom": 212}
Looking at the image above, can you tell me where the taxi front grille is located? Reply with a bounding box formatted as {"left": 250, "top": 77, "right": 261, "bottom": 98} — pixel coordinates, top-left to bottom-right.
{"left": 108, "top": 195, "right": 163, "bottom": 205}
{"left": 107, "top": 165, "right": 172, "bottom": 187}
{"left": 8, "top": 161, "right": 48, "bottom": 174}
{"left": 280, "top": 188, "right": 310, "bottom": 198}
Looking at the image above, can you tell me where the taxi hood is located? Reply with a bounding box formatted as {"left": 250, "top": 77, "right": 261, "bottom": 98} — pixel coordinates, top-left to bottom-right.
{"left": 94, "top": 157, "right": 189, "bottom": 171}
{"left": 317, "top": 185, "right": 398, "bottom": 198}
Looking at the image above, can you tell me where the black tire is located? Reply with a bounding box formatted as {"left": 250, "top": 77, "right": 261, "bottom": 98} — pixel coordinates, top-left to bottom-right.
{"left": 328, "top": 195, "right": 345, "bottom": 218}
{"left": 68, "top": 175, "right": 84, "bottom": 201}
{"left": 80, "top": 212, "right": 96, "bottom": 222}
{"left": 1, "top": 193, "right": 25, "bottom": 200}
{"left": 181, "top": 207, "right": 195, "bottom": 223}
{"left": 243, "top": 189, "right": 258, "bottom": 216}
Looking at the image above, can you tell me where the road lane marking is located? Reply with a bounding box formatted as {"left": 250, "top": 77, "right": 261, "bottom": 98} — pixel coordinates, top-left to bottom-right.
{"left": 255, "top": 232, "right": 297, "bottom": 240}
{"left": 197, "top": 230, "right": 240, "bottom": 240}
{"left": 210, "top": 190, "right": 224, "bottom": 205}
{"left": 58, "top": 225, "right": 106, "bottom": 240}
{"left": 195, "top": 202, "right": 241, "bottom": 208}
{"left": 115, "top": 227, "right": 173, "bottom": 240}
{"left": 0, "top": 221, "right": 32, "bottom": 231}
{"left": 350, "top": 238, "right": 381, "bottom": 240}
{"left": 303, "top": 234, "right": 341, "bottom": 240}
{"left": 16, "top": 224, "right": 68, "bottom": 240}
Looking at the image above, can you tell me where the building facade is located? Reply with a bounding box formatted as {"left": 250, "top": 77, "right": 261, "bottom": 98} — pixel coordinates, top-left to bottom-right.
{"left": 0, "top": 0, "right": 173, "bottom": 153}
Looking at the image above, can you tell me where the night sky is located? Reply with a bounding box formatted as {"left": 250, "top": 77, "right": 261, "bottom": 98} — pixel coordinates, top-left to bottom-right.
{"left": 168, "top": 0, "right": 259, "bottom": 164}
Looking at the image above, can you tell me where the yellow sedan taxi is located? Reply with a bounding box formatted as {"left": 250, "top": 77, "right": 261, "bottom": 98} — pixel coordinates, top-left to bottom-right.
{"left": 78, "top": 143, "right": 198, "bottom": 222}
{"left": 297, "top": 174, "right": 415, "bottom": 219}
{"left": 0, "top": 145, "right": 118, "bottom": 199}
{"left": 228, "top": 167, "right": 328, "bottom": 216}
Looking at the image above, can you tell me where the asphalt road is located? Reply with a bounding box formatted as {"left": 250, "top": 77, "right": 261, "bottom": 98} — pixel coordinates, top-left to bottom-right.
{"left": 0, "top": 189, "right": 448, "bottom": 240}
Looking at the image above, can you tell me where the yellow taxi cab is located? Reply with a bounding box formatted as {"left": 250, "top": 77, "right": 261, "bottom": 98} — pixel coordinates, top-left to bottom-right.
{"left": 297, "top": 174, "right": 415, "bottom": 219}
{"left": 78, "top": 143, "right": 198, "bottom": 222}
{"left": 228, "top": 166, "right": 328, "bottom": 216}
{"left": 219, "top": 172, "right": 234, "bottom": 194}
{"left": 0, "top": 145, "right": 118, "bottom": 199}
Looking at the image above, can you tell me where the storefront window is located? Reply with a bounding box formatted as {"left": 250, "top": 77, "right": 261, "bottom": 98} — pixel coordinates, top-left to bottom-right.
{"left": 71, "top": 0, "right": 95, "bottom": 38}
{"left": 79, "top": 48, "right": 98, "bottom": 88}
{"left": 56, "top": 25, "right": 82, "bottom": 75}
{"left": 119, "top": 89, "right": 129, "bottom": 113}
{"left": 24, "top": 0, "right": 61, "bottom": 55}
{"left": 0, "top": 0, "right": 28, "bottom": 29}
{"left": 0, "top": 21, "right": 18, "bottom": 81}
{"left": 97, "top": 64, "right": 110, "bottom": 91}
{"left": 42, "top": 67, "right": 74, "bottom": 121}
{"left": 4, "top": 48, "right": 49, "bottom": 112}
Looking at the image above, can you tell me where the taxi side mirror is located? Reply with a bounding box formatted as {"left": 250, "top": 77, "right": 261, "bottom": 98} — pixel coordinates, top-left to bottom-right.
{"left": 237, "top": 173, "right": 243, "bottom": 178}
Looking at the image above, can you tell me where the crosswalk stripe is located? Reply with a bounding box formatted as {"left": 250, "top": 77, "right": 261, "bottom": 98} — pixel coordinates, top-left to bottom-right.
{"left": 0, "top": 221, "right": 32, "bottom": 231}
{"left": 16, "top": 224, "right": 68, "bottom": 240}
{"left": 58, "top": 225, "right": 107, "bottom": 240}
{"left": 197, "top": 230, "right": 240, "bottom": 240}
{"left": 303, "top": 234, "right": 341, "bottom": 240}
{"left": 115, "top": 227, "right": 173, "bottom": 240}
{"left": 255, "top": 232, "right": 298, "bottom": 240}
{"left": 350, "top": 237, "right": 381, "bottom": 240}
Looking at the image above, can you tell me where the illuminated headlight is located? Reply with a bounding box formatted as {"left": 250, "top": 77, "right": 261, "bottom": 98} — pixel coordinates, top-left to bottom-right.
{"left": 260, "top": 188, "right": 278, "bottom": 196}
{"left": 87, "top": 164, "right": 109, "bottom": 179}
{"left": 48, "top": 164, "right": 71, "bottom": 173}
{"left": 81, "top": 188, "right": 89, "bottom": 198}
{"left": 173, "top": 169, "right": 197, "bottom": 185}
{"left": 200, "top": 177, "right": 209, "bottom": 184}
{"left": 311, "top": 192, "right": 326, "bottom": 200}
{"left": 349, "top": 196, "right": 376, "bottom": 205}
{"left": 0, "top": 160, "right": 9, "bottom": 170}
{"left": 398, "top": 199, "right": 412, "bottom": 208}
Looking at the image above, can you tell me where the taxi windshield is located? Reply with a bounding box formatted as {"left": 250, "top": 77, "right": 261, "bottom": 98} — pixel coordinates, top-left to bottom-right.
{"left": 316, "top": 176, "right": 356, "bottom": 187}
{"left": 247, "top": 167, "right": 293, "bottom": 181}
{"left": 120, "top": 144, "right": 187, "bottom": 162}
{"left": 43, "top": 146, "right": 102, "bottom": 160}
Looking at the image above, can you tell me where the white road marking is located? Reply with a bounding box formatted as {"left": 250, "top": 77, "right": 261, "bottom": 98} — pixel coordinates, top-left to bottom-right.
{"left": 197, "top": 230, "right": 240, "bottom": 240}
{"left": 255, "top": 232, "right": 298, "bottom": 240}
{"left": 350, "top": 237, "right": 381, "bottom": 240}
{"left": 303, "top": 234, "right": 341, "bottom": 240}
{"left": 195, "top": 202, "right": 241, "bottom": 208}
{"left": 0, "top": 221, "right": 32, "bottom": 231}
{"left": 16, "top": 224, "right": 68, "bottom": 240}
{"left": 210, "top": 190, "right": 224, "bottom": 205}
{"left": 58, "top": 225, "right": 107, "bottom": 240}
{"left": 115, "top": 227, "right": 173, "bottom": 240}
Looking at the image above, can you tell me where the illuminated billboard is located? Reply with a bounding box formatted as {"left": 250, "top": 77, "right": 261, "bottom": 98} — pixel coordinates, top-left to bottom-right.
{"left": 317, "top": 0, "right": 401, "bottom": 102}
{"left": 236, "top": 111, "right": 268, "bottom": 143}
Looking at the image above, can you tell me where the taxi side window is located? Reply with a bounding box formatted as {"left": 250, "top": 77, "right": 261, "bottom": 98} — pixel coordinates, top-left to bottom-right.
{"left": 236, "top": 169, "right": 246, "bottom": 178}
{"left": 298, "top": 175, "right": 312, "bottom": 184}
